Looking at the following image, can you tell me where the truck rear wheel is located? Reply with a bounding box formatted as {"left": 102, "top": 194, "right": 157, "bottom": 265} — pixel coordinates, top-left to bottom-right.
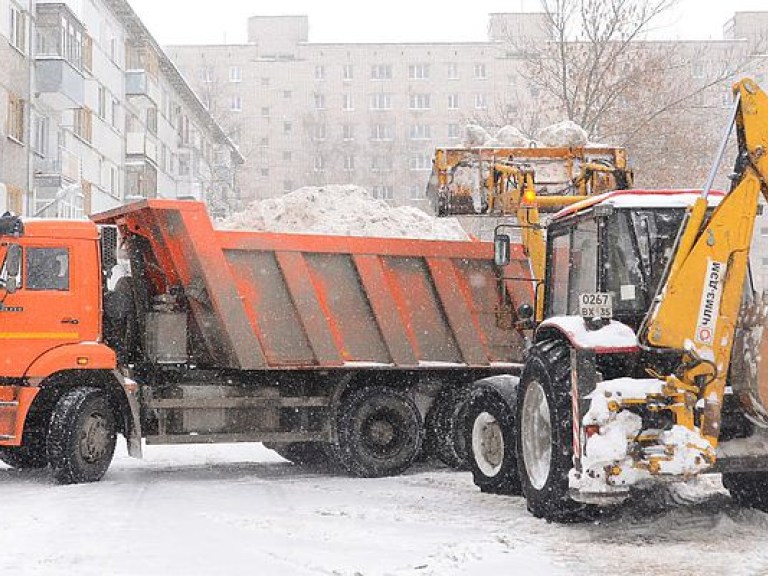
{"left": 722, "top": 471, "right": 768, "bottom": 511}
{"left": 335, "top": 386, "right": 422, "bottom": 477}
{"left": 47, "top": 387, "right": 117, "bottom": 485}
{"left": 516, "top": 339, "right": 593, "bottom": 522}
{"left": 466, "top": 390, "right": 521, "bottom": 495}
{"left": 425, "top": 385, "right": 471, "bottom": 469}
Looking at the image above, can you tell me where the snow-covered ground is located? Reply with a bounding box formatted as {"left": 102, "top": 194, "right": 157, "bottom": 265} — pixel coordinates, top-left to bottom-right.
{"left": 3, "top": 444, "right": 768, "bottom": 576}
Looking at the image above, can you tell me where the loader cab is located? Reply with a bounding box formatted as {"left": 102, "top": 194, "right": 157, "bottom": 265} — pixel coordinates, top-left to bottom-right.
{"left": 536, "top": 190, "right": 722, "bottom": 331}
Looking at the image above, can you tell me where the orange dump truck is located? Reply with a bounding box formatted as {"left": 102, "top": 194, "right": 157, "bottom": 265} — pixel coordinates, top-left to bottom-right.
{"left": 0, "top": 199, "right": 533, "bottom": 483}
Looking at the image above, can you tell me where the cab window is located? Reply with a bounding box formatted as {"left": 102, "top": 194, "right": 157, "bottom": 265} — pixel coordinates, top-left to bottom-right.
{"left": 26, "top": 248, "right": 70, "bottom": 291}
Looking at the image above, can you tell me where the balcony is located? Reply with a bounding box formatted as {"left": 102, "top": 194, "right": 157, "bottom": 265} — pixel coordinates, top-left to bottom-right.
{"left": 35, "top": 58, "right": 85, "bottom": 109}
{"left": 127, "top": 132, "right": 159, "bottom": 164}
{"left": 126, "top": 70, "right": 161, "bottom": 105}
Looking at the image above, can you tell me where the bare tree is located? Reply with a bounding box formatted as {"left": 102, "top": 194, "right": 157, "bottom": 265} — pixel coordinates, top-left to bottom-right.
{"left": 498, "top": 0, "right": 766, "bottom": 186}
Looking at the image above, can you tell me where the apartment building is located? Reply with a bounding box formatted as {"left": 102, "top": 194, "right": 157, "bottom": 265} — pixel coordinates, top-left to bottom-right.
{"left": 0, "top": 0, "right": 242, "bottom": 219}
{"left": 166, "top": 13, "right": 548, "bottom": 211}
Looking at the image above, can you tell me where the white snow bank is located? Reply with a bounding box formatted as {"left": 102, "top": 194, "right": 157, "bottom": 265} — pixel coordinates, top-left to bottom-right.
{"left": 494, "top": 125, "right": 531, "bottom": 147}
{"left": 218, "top": 185, "right": 469, "bottom": 241}
{"left": 537, "top": 120, "right": 589, "bottom": 147}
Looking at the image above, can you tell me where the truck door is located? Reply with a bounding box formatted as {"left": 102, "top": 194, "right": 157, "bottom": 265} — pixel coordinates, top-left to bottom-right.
{"left": 0, "top": 239, "right": 95, "bottom": 378}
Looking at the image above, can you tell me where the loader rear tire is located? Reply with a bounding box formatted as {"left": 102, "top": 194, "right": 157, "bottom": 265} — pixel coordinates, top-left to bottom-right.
{"left": 516, "top": 339, "right": 594, "bottom": 522}
{"left": 722, "top": 471, "right": 768, "bottom": 512}
{"left": 466, "top": 389, "right": 521, "bottom": 495}
{"left": 334, "top": 386, "right": 422, "bottom": 477}
{"left": 47, "top": 387, "right": 117, "bottom": 485}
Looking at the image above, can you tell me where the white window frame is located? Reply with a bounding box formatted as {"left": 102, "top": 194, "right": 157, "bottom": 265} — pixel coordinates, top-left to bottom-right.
{"left": 447, "top": 94, "right": 459, "bottom": 110}
{"left": 448, "top": 123, "right": 460, "bottom": 139}
{"left": 315, "top": 65, "right": 326, "bottom": 80}
{"left": 313, "top": 155, "right": 325, "bottom": 172}
{"left": 231, "top": 95, "right": 242, "bottom": 112}
{"left": 370, "top": 93, "right": 392, "bottom": 110}
{"left": 371, "top": 123, "right": 392, "bottom": 141}
{"left": 447, "top": 63, "right": 459, "bottom": 80}
{"left": 371, "top": 64, "right": 392, "bottom": 80}
{"left": 9, "top": 4, "right": 27, "bottom": 54}
{"left": 409, "top": 124, "right": 431, "bottom": 140}
{"left": 474, "top": 93, "right": 488, "bottom": 110}
{"left": 229, "top": 66, "right": 242, "bottom": 83}
{"left": 474, "top": 63, "right": 487, "bottom": 80}
{"left": 343, "top": 94, "right": 354, "bottom": 111}
{"left": 343, "top": 64, "right": 354, "bottom": 80}
{"left": 342, "top": 124, "right": 354, "bottom": 141}
{"left": 313, "top": 123, "right": 327, "bottom": 141}
{"left": 409, "top": 94, "right": 431, "bottom": 110}
{"left": 409, "top": 64, "right": 430, "bottom": 80}
{"left": 314, "top": 93, "right": 326, "bottom": 110}
{"left": 343, "top": 155, "right": 355, "bottom": 171}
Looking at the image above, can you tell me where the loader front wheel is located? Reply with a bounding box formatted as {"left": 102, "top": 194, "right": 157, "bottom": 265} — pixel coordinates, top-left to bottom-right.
{"left": 47, "top": 387, "right": 117, "bottom": 485}
{"left": 466, "top": 389, "right": 521, "bottom": 495}
{"left": 516, "top": 339, "right": 593, "bottom": 522}
{"left": 335, "top": 386, "right": 422, "bottom": 477}
{"left": 723, "top": 471, "right": 768, "bottom": 512}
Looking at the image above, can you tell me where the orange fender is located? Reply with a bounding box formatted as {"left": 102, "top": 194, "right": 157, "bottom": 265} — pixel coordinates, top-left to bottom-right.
{"left": 25, "top": 343, "right": 116, "bottom": 379}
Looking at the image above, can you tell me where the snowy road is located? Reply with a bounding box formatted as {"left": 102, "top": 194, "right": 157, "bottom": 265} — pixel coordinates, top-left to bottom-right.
{"left": 3, "top": 444, "right": 768, "bottom": 576}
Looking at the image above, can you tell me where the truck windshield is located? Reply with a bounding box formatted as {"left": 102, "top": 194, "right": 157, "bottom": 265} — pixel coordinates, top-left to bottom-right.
{"left": 604, "top": 208, "right": 686, "bottom": 315}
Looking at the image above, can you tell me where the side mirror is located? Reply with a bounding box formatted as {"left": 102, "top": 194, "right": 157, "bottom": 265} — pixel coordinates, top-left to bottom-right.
{"left": 3, "top": 244, "right": 21, "bottom": 295}
{"left": 517, "top": 303, "right": 534, "bottom": 321}
{"left": 494, "top": 234, "right": 511, "bottom": 266}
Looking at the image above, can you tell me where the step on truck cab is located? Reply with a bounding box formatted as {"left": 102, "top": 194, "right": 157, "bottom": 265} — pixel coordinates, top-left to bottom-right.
{"left": 0, "top": 199, "right": 535, "bottom": 483}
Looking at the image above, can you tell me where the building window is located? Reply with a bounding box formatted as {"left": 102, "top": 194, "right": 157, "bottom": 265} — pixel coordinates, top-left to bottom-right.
{"left": 283, "top": 151, "right": 292, "bottom": 162}
{"left": 371, "top": 124, "right": 393, "bottom": 141}
{"left": 98, "top": 86, "right": 107, "bottom": 119}
{"left": 83, "top": 34, "right": 93, "bottom": 72}
{"left": 448, "top": 123, "right": 460, "bottom": 139}
{"left": 283, "top": 90, "right": 292, "bottom": 99}
{"left": 314, "top": 93, "right": 326, "bottom": 110}
{"left": 31, "top": 113, "right": 49, "bottom": 156}
{"left": 74, "top": 107, "right": 93, "bottom": 143}
{"left": 409, "top": 153, "right": 431, "bottom": 171}
{"left": 343, "top": 155, "right": 355, "bottom": 171}
{"left": 343, "top": 94, "right": 354, "bottom": 111}
{"left": 371, "top": 185, "right": 394, "bottom": 200}
{"left": 260, "top": 168, "right": 269, "bottom": 177}
{"left": 7, "top": 93, "right": 24, "bottom": 143}
{"left": 111, "top": 98, "right": 120, "bottom": 129}
{"left": 229, "top": 66, "right": 242, "bottom": 82}
{"left": 409, "top": 124, "right": 431, "bottom": 140}
{"left": 259, "top": 137, "right": 269, "bottom": 147}
{"left": 146, "top": 107, "right": 158, "bottom": 135}
{"left": 342, "top": 124, "right": 354, "bottom": 140}
{"left": 408, "top": 64, "right": 429, "bottom": 80}
{"left": 343, "top": 64, "right": 354, "bottom": 80}
{"left": 315, "top": 65, "right": 326, "bottom": 80}
{"left": 231, "top": 95, "right": 242, "bottom": 112}
{"left": 447, "top": 94, "right": 459, "bottom": 110}
{"left": 26, "top": 248, "right": 70, "bottom": 291}
{"left": 474, "top": 63, "right": 487, "bottom": 79}
{"left": 283, "top": 121, "right": 292, "bottom": 134}
{"left": 409, "top": 94, "right": 431, "bottom": 110}
{"left": 261, "top": 106, "right": 270, "bottom": 117}
{"left": 370, "top": 93, "right": 392, "bottom": 110}
{"left": 283, "top": 180, "right": 294, "bottom": 192}
{"left": 408, "top": 184, "right": 426, "bottom": 200}
{"left": 474, "top": 93, "right": 488, "bottom": 110}
{"left": 9, "top": 4, "right": 26, "bottom": 53}
{"left": 313, "top": 155, "right": 325, "bottom": 172}
{"left": 693, "top": 63, "right": 705, "bottom": 79}
{"left": 313, "top": 124, "right": 327, "bottom": 141}
{"left": 371, "top": 64, "right": 392, "bottom": 80}
{"left": 202, "top": 68, "right": 214, "bottom": 83}
{"left": 447, "top": 63, "right": 459, "bottom": 80}
{"left": 261, "top": 77, "right": 270, "bottom": 87}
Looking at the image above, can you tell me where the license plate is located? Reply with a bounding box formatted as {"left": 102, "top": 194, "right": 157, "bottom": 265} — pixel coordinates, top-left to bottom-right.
{"left": 578, "top": 293, "right": 613, "bottom": 318}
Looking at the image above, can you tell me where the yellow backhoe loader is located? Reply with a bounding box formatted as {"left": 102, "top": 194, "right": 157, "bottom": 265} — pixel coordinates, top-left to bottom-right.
{"left": 465, "top": 78, "right": 768, "bottom": 521}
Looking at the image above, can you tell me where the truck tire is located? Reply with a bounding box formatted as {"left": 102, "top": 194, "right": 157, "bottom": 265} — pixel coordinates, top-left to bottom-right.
{"left": 722, "top": 471, "right": 768, "bottom": 511}
{"left": 466, "top": 389, "right": 521, "bottom": 495}
{"left": 47, "top": 387, "right": 117, "bottom": 485}
{"left": 0, "top": 437, "right": 48, "bottom": 470}
{"left": 266, "top": 442, "right": 329, "bottom": 467}
{"left": 335, "top": 386, "right": 422, "bottom": 477}
{"left": 425, "top": 385, "right": 471, "bottom": 469}
{"left": 516, "top": 339, "right": 593, "bottom": 522}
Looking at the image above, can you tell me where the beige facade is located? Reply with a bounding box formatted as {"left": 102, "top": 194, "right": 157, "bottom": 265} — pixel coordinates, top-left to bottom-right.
{"left": 0, "top": 0, "right": 241, "bottom": 219}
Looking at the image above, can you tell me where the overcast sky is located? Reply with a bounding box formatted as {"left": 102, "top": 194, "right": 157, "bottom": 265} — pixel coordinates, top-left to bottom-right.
{"left": 127, "top": 0, "right": 768, "bottom": 46}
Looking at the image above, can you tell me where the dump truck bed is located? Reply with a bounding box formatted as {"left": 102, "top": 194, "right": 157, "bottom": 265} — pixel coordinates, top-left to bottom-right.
{"left": 94, "top": 200, "right": 532, "bottom": 371}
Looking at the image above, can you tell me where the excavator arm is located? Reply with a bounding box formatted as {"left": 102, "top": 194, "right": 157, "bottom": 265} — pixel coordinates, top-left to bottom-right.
{"left": 641, "top": 78, "right": 768, "bottom": 448}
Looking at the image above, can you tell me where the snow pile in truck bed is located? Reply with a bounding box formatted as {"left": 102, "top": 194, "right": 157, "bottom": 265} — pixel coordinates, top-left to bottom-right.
{"left": 218, "top": 185, "right": 469, "bottom": 241}
{"left": 463, "top": 120, "right": 591, "bottom": 148}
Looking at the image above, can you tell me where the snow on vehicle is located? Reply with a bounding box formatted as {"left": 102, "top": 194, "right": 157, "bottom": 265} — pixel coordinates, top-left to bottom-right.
{"left": 466, "top": 78, "right": 768, "bottom": 521}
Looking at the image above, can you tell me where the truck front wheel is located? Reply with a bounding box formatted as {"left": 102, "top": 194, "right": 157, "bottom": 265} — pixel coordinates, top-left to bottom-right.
{"left": 516, "top": 339, "right": 593, "bottom": 522}
{"left": 335, "top": 386, "right": 422, "bottom": 477}
{"left": 47, "top": 387, "right": 117, "bottom": 484}
{"left": 466, "top": 390, "right": 521, "bottom": 494}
